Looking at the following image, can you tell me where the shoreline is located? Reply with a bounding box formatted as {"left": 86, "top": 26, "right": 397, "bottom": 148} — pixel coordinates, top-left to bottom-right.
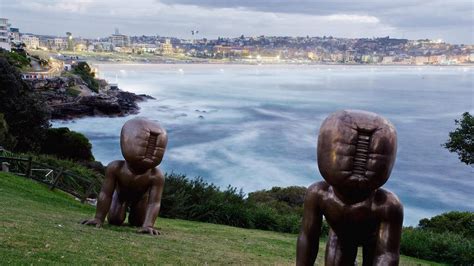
{"left": 89, "top": 60, "right": 474, "bottom": 67}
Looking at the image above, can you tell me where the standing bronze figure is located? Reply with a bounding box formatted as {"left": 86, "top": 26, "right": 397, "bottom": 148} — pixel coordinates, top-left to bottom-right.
{"left": 297, "top": 110, "right": 403, "bottom": 265}
{"left": 82, "top": 118, "right": 168, "bottom": 236}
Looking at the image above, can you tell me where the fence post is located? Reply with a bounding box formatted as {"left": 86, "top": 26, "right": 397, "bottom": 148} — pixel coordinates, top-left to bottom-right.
{"left": 81, "top": 181, "right": 95, "bottom": 203}
{"left": 26, "top": 157, "right": 33, "bottom": 178}
{"left": 50, "top": 167, "right": 64, "bottom": 190}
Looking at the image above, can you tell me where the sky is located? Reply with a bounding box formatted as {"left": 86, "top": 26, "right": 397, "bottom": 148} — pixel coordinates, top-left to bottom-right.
{"left": 1, "top": 0, "right": 473, "bottom": 43}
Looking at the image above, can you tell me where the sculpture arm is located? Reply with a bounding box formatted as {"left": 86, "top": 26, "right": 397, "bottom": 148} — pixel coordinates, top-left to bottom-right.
{"left": 296, "top": 183, "right": 324, "bottom": 266}
{"left": 142, "top": 169, "right": 165, "bottom": 229}
{"left": 94, "top": 162, "right": 119, "bottom": 223}
{"left": 373, "top": 199, "right": 403, "bottom": 266}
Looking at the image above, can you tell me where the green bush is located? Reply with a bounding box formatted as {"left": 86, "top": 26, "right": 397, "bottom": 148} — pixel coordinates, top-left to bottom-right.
{"left": 0, "top": 57, "right": 51, "bottom": 152}
{"left": 161, "top": 174, "right": 253, "bottom": 228}
{"left": 401, "top": 227, "right": 474, "bottom": 264}
{"left": 160, "top": 175, "right": 334, "bottom": 235}
{"left": 72, "top": 62, "right": 99, "bottom": 93}
{"left": 40, "top": 127, "right": 94, "bottom": 161}
{"left": 0, "top": 151, "right": 103, "bottom": 197}
{"left": 248, "top": 186, "right": 306, "bottom": 216}
{"left": 419, "top": 211, "right": 474, "bottom": 239}
{"left": 0, "top": 49, "right": 30, "bottom": 69}
{"left": 0, "top": 113, "right": 16, "bottom": 149}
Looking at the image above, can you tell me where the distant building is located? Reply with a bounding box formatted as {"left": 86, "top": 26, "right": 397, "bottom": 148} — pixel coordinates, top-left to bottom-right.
{"left": 382, "top": 56, "right": 394, "bottom": 64}
{"left": 51, "top": 38, "right": 67, "bottom": 50}
{"left": 75, "top": 43, "right": 87, "bottom": 51}
{"left": 47, "top": 38, "right": 66, "bottom": 50}
{"left": 9, "top": 27, "right": 20, "bottom": 43}
{"left": 161, "top": 39, "right": 173, "bottom": 55}
{"left": 414, "top": 56, "right": 429, "bottom": 65}
{"left": 0, "top": 18, "right": 11, "bottom": 51}
{"left": 21, "top": 35, "right": 40, "bottom": 49}
{"left": 110, "top": 29, "right": 129, "bottom": 48}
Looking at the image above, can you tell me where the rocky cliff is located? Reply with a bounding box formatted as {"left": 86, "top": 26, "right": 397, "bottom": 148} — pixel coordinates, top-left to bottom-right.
{"left": 26, "top": 75, "right": 154, "bottom": 120}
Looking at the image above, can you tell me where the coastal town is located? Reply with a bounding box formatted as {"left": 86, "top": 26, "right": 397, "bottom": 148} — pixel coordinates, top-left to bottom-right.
{"left": 1, "top": 17, "right": 473, "bottom": 67}
{"left": 1, "top": 16, "right": 473, "bottom": 117}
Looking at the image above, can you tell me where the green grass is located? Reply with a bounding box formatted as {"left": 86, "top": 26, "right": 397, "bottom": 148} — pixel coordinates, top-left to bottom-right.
{"left": 66, "top": 86, "right": 82, "bottom": 97}
{"left": 0, "top": 172, "right": 441, "bottom": 265}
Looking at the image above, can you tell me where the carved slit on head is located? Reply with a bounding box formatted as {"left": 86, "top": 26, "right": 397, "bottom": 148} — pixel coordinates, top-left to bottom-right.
{"left": 352, "top": 130, "right": 372, "bottom": 178}
{"left": 144, "top": 132, "right": 159, "bottom": 159}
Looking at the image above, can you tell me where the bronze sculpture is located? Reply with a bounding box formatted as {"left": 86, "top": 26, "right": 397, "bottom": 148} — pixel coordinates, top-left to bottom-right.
{"left": 82, "top": 118, "right": 167, "bottom": 236}
{"left": 297, "top": 110, "right": 403, "bottom": 265}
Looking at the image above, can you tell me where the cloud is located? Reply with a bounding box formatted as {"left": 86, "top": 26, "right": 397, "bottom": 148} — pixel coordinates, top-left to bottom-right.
{"left": 158, "top": 0, "right": 473, "bottom": 42}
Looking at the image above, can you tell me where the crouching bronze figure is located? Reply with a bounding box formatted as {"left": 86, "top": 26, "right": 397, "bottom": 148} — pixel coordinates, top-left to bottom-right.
{"left": 297, "top": 110, "right": 403, "bottom": 265}
{"left": 82, "top": 118, "right": 168, "bottom": 236}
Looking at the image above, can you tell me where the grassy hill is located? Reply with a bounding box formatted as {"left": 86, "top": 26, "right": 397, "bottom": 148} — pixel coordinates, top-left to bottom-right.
{"left": 0, "top": 172, "right": 440, "bottom": 265}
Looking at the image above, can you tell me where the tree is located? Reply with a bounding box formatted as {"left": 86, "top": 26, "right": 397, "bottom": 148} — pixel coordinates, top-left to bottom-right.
{"left": 40, "top": 127, "right": 94, "bottom": 161}
{"left": 0, "top": 57, "right": 51, "bottom": 152}
{"left": 443, "top": 112, "right": 473, "bottom": 165}
{"left": 72, "top": 62, "right": 99, "bottom": 92}
{"left": 0, "top": 113, "right": 16, "bottom": 149}
{"left": 418, "top": 211, "right": 474, "bottom": 239}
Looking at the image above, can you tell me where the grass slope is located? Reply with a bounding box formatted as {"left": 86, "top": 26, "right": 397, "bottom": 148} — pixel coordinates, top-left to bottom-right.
{"left": 0, "top": 172, "right": 440, "bottom": 265}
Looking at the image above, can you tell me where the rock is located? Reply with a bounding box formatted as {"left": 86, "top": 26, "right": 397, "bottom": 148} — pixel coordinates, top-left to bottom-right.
{"left": 29, "top": 75, "right": 154, "bottom": 120}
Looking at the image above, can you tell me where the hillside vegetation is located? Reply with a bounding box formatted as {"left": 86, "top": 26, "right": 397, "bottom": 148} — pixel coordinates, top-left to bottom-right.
{"left": 0, "top": 172, "right": 438, "bottom": 264}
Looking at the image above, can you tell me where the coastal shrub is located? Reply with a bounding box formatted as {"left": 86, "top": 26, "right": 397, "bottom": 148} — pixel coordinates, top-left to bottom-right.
{"left": 0, "top": 49, "right": 30, "bottom": 69}
{"left": 248, "top": 186, "right": 306, "bottom": 215}
{"left": 66, "top": 86, "right": 81, "bottom": 97}
{"left": 160, "top": 174, "right": 307, "bottom": 233}
{"left": 0, "top": 149, "right": 103, "bottom": 197}
{"left": 40, "top": 127, "right": 94, "bottom": 161}
{"left": 0, "top": 113, "right": 16, "bottom": 149}
{"left": 401, "top": 227, "right": 474, "bottom": 264}
{"left": 160, "top": 174, "right": 332, "bottom": 235}
{"left": 0, "top": 57, "right": 51, "bottom": 152}
{"left": 418, "top": 211, "right": 474, "bottom": 239}
{"left": 161, "top": 174, "right": 253, "bottom": 228}
{"left": 26, "top": 153, "right": 102, "bottom": 196}
{"left": 27, "top": 153, "right": 99, "bottom": 179}
{"left": 72, "top": 62, "right": 99, "bottom": 93}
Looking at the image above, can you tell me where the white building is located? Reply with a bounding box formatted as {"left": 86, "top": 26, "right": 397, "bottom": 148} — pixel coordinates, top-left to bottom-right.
{"left": 0, "top": 18, "right": 11, "bottom": 51}
{"left": 48, "top": 38, "right": 67, "bottom": 50}
{"left": 21, "top": 35, "right": 40, "bottom": 49}
{"left": 110, "top": 34, "right": 129, "bottom": 47}
{"left": 161, "top": 39, "right": 173, "bottom": 55}
{"left": 9, "top": 27, "right": 20, "bottom": 43}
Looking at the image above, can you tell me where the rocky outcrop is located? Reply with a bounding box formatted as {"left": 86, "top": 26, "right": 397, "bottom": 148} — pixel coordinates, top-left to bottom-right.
{"left": 27, "top": 76, "right": 154, "bottom": 120}
{"left": 50, "top": 92, "right": 153, "bottom": 119}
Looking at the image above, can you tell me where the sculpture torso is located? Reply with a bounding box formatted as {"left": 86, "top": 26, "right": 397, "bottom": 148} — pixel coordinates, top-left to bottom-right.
{"left": 314, "top": 181, "right": 400, "bottom": 245}
{"left": 110, "top": 160, "right": 162, "bottom": 203}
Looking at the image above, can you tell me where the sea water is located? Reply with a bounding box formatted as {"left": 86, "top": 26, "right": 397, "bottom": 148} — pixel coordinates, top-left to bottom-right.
{"left": 53, "top": 64, "right": 474, "bottom": 225}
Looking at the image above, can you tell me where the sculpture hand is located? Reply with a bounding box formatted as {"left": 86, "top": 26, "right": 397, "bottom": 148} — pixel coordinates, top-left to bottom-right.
{"left": 81, "top": 218, "right": 103, "bottom": 228}
{"left": 137, "top": 226, "right": 161, "bottom": 236}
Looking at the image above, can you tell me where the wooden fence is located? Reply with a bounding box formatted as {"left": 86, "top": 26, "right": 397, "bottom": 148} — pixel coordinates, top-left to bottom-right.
{"left": 0, "top": 155, "right": 101, "bottom": 203}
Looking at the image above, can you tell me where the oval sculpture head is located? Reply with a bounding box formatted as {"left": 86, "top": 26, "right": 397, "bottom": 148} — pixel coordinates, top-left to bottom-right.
{"left": 120, "top": 118, "right": 168, "bottom": 172}
{"left": 317, "top": 110, "right": 397, "bottom": 193}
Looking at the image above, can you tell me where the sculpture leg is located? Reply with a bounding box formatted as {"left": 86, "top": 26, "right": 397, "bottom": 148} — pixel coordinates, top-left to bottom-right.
{"left": 325, "top": 229, "right": 358, "bottom": 266}
{"left": 128, "top": 195, "right": 148, "bottom": 227}
{"left": 362, "top": 238, "right": 376, "bottom": 266}
{"left": 107, "top": 190, "right": 127, "bottom": 225}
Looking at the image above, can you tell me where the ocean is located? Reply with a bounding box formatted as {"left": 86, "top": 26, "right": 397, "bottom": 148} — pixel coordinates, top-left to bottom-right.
{"left": 53, "top": 64, "right": 474, "bottom": 225}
